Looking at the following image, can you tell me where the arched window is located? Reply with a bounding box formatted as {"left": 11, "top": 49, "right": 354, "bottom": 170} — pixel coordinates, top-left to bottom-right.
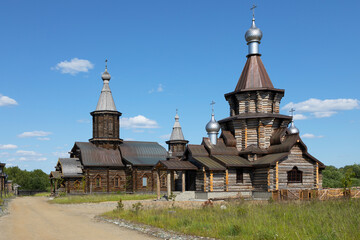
{"left": 95, "top": 176, "right": 101, "bottom": 188}
{"left": 114, "top": 176, "right": 120, "bottom": 188}
{"left": 287, "top": 166, "right": 302, "bottom": 183}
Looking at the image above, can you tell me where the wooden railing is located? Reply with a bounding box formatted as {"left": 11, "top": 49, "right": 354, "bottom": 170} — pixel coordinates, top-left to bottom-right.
{"left": 271, "top": 188, "right": 360, "bottom": 201}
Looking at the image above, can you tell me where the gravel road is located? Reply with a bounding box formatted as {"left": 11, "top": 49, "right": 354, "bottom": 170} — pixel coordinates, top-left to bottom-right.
{"left": 0, "top": 197, "right": 158, "bottom": 240}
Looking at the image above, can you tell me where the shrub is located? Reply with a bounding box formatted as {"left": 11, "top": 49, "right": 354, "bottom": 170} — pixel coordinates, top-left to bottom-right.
{"left": 117, "top": 198, "right": 124, "bottom": 211}
{"left": 132, "top": 202, "right": 143, "bottom": 213}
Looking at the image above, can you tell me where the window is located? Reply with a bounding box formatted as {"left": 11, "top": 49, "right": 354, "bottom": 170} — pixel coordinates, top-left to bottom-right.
{"left": 142, "top": 177, "right": 147, "bottom": 187}
{"left": 95, "top": 176, "right": 101, "bottom": 187}
{"left": 287, "top": 166, "right": 302, "bottom": 183}
{"left": 236, "top": 169, "right": 243, "bottom": 183}
{"left": 114, "top": 177, "right": 120, "bottom": 188}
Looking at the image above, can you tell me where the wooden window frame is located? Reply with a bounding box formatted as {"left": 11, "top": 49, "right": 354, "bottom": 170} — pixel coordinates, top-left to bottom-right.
{"left": 236, "top": 169, "right": 243, "bottom": 183}
{"left": 114, "top": 176, "right": 120, "bottom": 188}
{"left": 287, "top": 166, "right": 303, "bottom": 183}
{"left": 95, "top": 176, "right": 101, "bottom": 188}
{"left": 142, "top": 177, "right": 148, "bottom": 187}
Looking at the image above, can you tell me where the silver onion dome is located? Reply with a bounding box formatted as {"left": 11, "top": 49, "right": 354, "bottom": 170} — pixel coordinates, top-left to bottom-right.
{"left": 206, "top": 113, "right": 221, "bottom": 133}
{"left": 245, "top": 18, "right": 263, "bottom": 43}
{"left": 288, "top": 121, "right": 299, "bottom": 134}
{"left": 245, "top": 18, "right": 262, "bottom": 55}
{"left": 102, "top": 68, "right": 111, "bottom": 81}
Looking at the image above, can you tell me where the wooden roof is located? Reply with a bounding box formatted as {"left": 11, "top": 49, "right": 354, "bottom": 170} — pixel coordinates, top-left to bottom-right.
{"left": 191, "top": 156, "right": 226, "bottom": 171}
{"left": 235, "top": 55, "right": 274, "bottom": 91}
{"left": 153, "top": 160, "right": 198, "bottom": 171}
{"left": 212, "top": 155, "right": 251, "bottom": 168}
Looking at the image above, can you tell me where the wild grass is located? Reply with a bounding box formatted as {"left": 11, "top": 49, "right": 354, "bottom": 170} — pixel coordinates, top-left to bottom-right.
{"left": 33, "top": 192, "right": 51, "bottom": 197}
{"left": 50, "top": 193, "right": 156, "bottom": 204}
{"left": 103, "top": 199, "right": 360, "bottom": 240}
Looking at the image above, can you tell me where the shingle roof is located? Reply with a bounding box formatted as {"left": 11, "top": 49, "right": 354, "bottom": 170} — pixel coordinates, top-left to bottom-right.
{"left": 202, "top": 138, "right": 238, "bottom": 156}
{"left": 187, "top": 144, "right": 209, "bottom": 157}
{"left": 154, "top": 160, "right": 198, "bottom": 171}
{"left": 73, "top": 142, "right": 124, "bottom": 167}
{"left": 212, "top": 155, "right": 251, "bottom": 167}
{"left": 235, "top": 55, "right": 274, "bottom": 91}
{"left": 252, "top": 152, "right": 289, "bottom": 167}
{"left": 58, "top": 158, "right": 83, "bottom": 178}
{"left": 120, "top": 141, "right": 167, "bottom": 166}
{"left": 95, "top": 70, "right": 117, "bottom": 111}
{"left": 191, "top": 156, "right": 226, "bottom": 171}
{"left": 49, "top": 171, "right": 62, "bottom": 179}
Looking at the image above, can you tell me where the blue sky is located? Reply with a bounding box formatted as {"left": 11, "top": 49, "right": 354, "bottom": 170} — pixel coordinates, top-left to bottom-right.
{"left": 0, "top": 1, "right": 359, "bottom": 173}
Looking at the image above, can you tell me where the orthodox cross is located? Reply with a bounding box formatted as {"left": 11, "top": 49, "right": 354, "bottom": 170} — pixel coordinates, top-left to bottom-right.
{"left": 176, "top": 108, "right": 178, "bottom": 115}
{"left": 210, "top": 100, "right": 216, "bottom": 113}
{"left": 105, "top": 59, "right": 108, "bottom": 70}
{"left": 289, "top": 108, "right": 295, "bottom": 117}
{"left": 250, "top": 4, "right": 257, "bottom": 18}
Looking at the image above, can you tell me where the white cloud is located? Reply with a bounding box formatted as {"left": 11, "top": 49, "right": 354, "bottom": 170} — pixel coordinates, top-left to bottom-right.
{"left": 52, "top": 151, "right": 69, "bottom": 158}
{"left": 77, "top": 119, "right": 90, "bottom": 124}
{"left": 0, "top": 144, "right": 18, "bottom": 150}
{"left": 16, "top": 150, "right": 42, "bottom": 156}
{"left": 18, "top": 131, "right": 52, "bottom": 138}
{"left": 301, "top": 133, "right": 324, "bottom": 139}
{"left": 37, "top": 137, "right": 50, "bottom": 141}
{"left": 293, "top": 114, "right": 307, "bottom": 120}
{"left": 159, "top": 134, "right": 171, "bottom": 140}
{"left": 149, "top": 84, "right": 164, "bottom": 94}
{"left": 121, "top": 115, "right": 159, "bottom": 129}
{"left": 124, "top": 138, "right": 135, "bottom": 141}
{"left": 283, "top": 98, "right": 360, "bottom": 118}
{"left": 0, "top": 94, "right": 18, "bottom": 106}
{"left": 52, "top": 58, "right": 94, "bottom": 75}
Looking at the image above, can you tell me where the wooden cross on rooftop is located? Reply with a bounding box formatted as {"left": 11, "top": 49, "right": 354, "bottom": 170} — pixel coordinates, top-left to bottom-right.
{"left": 105, "top": 59, "right": 108, "bottom": 70}
{"left": 210, "top": 100, "right": 216, "bottom": 113}
{"left": 289, "top": 108, "right": 295, "bottom": 117}
{"left": 250, "top": 4, "right": 257, "bottom": 18}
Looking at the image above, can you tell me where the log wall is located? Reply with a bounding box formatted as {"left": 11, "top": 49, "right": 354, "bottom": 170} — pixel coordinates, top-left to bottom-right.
{"left": 227, "top": 169, "right": 252, "bottom": 191}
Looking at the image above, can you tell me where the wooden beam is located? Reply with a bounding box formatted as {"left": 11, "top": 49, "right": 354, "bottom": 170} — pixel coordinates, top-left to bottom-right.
{"left": 203, "top": 167, "right": 207, "bottom": 192}
{"left": 316, "top": 162, "right": 319, "bottom": 189}
{"left": 107, "top": 169, "right": 110, "bottom": 193}
{"left": 245, "top": 127, "right": 248, "bottom": 148}
{"left": 167, "top": 170, "right": 171, "bottom": 199}
{"left": 225, "top": 169, "right": 228, "bottom": 192}
{"left": 156, "top": 170, "right": 161, "bottom": 200}
{"left": 182, "top": 171, "right": 185, "bottom": 192}
{"left": 275, "top": 161, "right": 279, "bottom": 190}
{"left": 267, "top": 168, "right": 271, "bottom": 192}
{"left": 210, "top": 171, "right": 213, "bottom": 192}
{"left": 171, "top": 171, "right": 175, "bottom": 191}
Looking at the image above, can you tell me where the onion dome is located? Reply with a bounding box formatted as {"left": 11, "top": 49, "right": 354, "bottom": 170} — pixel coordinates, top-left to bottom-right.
{"left": 95, "top": 60, "right": 117, "bottom": 111}
{"left": 101, "top": 69, "right": 111, "bottom": 81}
{"left": 206, "top": 113, "right": 220, "bottom": 133}
{"left": 245, "top": 18, "right": 263, "bottom": 43}
{"left": 288, "top": 121, "right": 299, "bottom": 134}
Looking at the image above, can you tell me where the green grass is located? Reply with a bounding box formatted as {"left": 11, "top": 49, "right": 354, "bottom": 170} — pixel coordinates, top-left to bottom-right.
{"left": 50, "top": 193, "right": 156, "bottom": 204}
{"left": 33, "top": 192, "right": 51, "bottom": 197}
{"left": 103, "top": 199, "right": 360, "bottom": 240}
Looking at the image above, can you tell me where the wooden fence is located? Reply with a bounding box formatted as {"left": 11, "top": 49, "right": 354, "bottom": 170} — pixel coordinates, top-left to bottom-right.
{"left": 272, "top": 188, "right": 360, "bottom": 201}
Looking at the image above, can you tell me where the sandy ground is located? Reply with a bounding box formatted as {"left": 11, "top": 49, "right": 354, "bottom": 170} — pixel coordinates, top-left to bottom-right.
{"left": 0, "top": 197, "right": 158, "bottom": 240}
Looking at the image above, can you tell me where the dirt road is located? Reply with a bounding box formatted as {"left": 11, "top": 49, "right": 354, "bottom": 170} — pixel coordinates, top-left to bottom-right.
{"left": 0, "top": 197, "right": 158, "bottom": 240}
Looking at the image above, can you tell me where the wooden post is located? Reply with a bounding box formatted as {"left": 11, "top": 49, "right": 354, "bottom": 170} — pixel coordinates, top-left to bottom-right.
{"left": 245, "top": 127, "right": 248, "bottom": 148}
{"left": 316, "top": 163, "right": 319, "bottom": 189}
{"left": 156, "top": 170, "right": 161, "bottom": 200}
{"left": 171, "top": 171, "right": 175, "bottom": 191}
{"left": 225, "top": 169, "right": 229, "bottom": 192}
{"left": 275, "top": 161, "right": 279, "bottom": 191}
{"left": 182, "top": 171, "right": 186, "bottom": 192}
{"left": 210, "top": 171, "right": 213, "bottom": 192}
{"left": 107, "top": 169, "right": 110, "bottom": 193}
{"left": 203, "top": 167, "right": 207, "bottom": 192}
{"left": 132, "top": 168, "right": 137, "bottom": 193}
{"left": 267, "top": 169, "right": 271, "bottom": 192}
{"left": 167, "top": 171, "right": 171, "bottom": 199}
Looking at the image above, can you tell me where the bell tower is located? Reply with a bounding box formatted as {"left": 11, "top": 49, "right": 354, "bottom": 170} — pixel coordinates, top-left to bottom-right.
{"left": 89, "top": 60, "right": 122, "bottom": 149}
{"left": 219, "top": 9, "right": 292, "bottom": 151}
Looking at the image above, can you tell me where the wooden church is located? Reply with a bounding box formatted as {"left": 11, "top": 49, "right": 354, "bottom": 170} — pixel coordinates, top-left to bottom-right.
{"left": 51, "top": 15, "right": 325, "bottom": 198}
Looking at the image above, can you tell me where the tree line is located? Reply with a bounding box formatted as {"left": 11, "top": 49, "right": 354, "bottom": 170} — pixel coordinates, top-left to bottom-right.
{"left": 4, "top": 166, "right": 50, "bottom": 191}
{"left": 3, "top": 164, "right": 360, "bottom": 191}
